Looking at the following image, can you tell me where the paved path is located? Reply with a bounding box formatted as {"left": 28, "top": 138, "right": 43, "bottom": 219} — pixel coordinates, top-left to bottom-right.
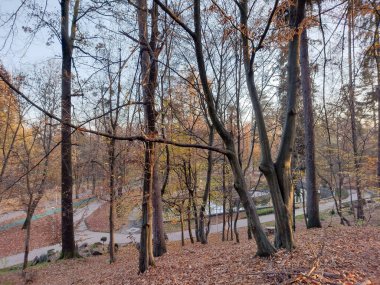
{"left": 0, "top": 192, "right": 362, "bottom": 269}
{"left": 0, "top": 197, "right": 97, "bottom": 232}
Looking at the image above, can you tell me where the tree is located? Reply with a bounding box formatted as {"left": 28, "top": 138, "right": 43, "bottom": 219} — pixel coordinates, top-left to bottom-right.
{"left": 347, "top": 0, "right": 364, "bottom": 220}
{"left": 137, "top": 0, "right": 166, "bottom": 273}
{"left": 20, "top": 64, "right": 59, "bottom": 271}
{"left": 0, "top": 65, "right": 22, "bottom": 203}
{"left": 155, "top": 0, "right": 275, "bottom": 256}
{"left": 60, "top": 0, "right": 80, "bottom": 258}
{"left": 300, "top": 13, "right": 321, "bottom": 228}
{"left": 239, "top": 0, "right": 306, "bottom": 249}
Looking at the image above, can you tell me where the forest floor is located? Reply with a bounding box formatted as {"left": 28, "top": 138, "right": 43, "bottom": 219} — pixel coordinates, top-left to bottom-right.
{"left": 0, "top": 213, "right": 61, "bottom": 259}
{"left": 1, "top": 205, "right": 379, "bottom": 285}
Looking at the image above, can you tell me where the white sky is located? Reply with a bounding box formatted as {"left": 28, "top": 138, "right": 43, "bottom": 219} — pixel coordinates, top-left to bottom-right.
{"left": 0, "top": 0, "right": 61, "bottom": 72}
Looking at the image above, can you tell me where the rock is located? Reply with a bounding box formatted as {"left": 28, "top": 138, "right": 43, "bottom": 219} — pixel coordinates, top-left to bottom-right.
{"left": 93, "top": 242, "right": 102, "bottom": 247}
{"left": 79, "top": 242, "right": 88, "bottom": 249}
{"left": 31, "top": 253, "right": 48, "bottom": 266}
{"left": 39, "top": 254, "right": 48, "bottom": 263}
{"left": 91, "top": 250, "right": 102, "bottom": 256}
{"left": 47, "top": 249, "right": 59, "bottom": 262}
{"left": 80, "top": 249, "right": 91, "bottom": 257}
{"left": 47, "top": 249, "right": 55, "bottom": 255}
{"left": 265, "top": 227, "right": 275, "bottom": 235}
{"left": 31, "top": 256, "right": 40, "bottom": 266}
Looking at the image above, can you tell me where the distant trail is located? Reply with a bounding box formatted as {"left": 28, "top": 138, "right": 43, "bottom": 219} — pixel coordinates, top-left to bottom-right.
{"left": 0, "top": 197, "right": 96, "bottom": 232}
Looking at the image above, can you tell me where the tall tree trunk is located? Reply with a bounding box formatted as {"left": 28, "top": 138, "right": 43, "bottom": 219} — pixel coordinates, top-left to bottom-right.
{"left": 239, "top": 0, "right": 305, "bottom": 250}
{"left": 137, "top": 0, "right": 163, "bottom": 272}
{"left": 273, "top": 1, "right": 305, "bottom": 247}
{"left": 60, "top": 0, "right": 80, "bottom": 259}
{"left": 374, "top": 12, "right": 380, "bottom": 191}
{"left": 347, "top": 0, "right": 364, "bottom": 220}
{"left": 378, "top": 85, "right": 380, "bottom": 190}
{"left": 108, "top": 138, "right": 116, "bottom": 263}
{"left": 300, "top": 28, "right": 321, "bottom": 228}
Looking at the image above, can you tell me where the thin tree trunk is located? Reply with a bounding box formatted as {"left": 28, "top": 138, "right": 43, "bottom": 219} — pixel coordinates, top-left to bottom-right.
{"left": 22, "top": 215, "right": 32, "bottom": 271}
{"left": 347, "top": 0, "right": 364, "bottom": 220}
{"left": 180, "top": 205, "right": 185, "bottom": 246}
{"left": 187, "top": 199, "right": 194, "bottom": 244}
{"left": 234, "top": 200, "right": 240, "bottom": 243}
{"left": 199, "top": 127, "right": 214, "bottom": 244}
{"left": 300, "top": 28, "right": 321, "bottom": 228}
{"left": 92, "top": 163, "right": 96, "bottom": 195}
{"left": 301, "top": 187, "right": 307, "bottom": 227}
{"left": 227, "top": 195, "right": 232, "bottom": 241}
{"left": 191, "top": 190, "right": 200, "bottom": 242}
{"left": 374, "top": 12, "right": 380, "bottom": 191}
{"left": 108, "top": 138, "right": 116, "bottom": 263}
{"left": 222, "top": 159, "right": 226, "bottom": 241}
{"left": 206, "top": 194, "right": 211, "bottom": 239}
{"left": 378, "top": 86, "right": 380, "bottom": 190}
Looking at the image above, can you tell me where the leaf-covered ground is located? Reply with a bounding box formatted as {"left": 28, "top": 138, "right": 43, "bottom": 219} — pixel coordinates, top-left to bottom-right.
{"left": 0, "top": 214, "right": 61, "bottom": 258}
{"left": 1, "top": 224, "right": 379, "bottom": 285}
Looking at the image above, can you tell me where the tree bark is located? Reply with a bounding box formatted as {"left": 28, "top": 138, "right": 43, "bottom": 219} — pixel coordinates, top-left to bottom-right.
{"left": 108, "top": 138, "right": 116, "bottom": 263}
{"left": 153, "top": 159, "right": 167, "bottom": 256}
{"left": 180, "top": 203, "right": 185, "bottom": 246}
{"left": 139, "top": 142, "right": 155, "bottom": 272}
{"left": 60, "top": 0, "right": 79, "bottom": 259}
{"left": 300, "top": 28, "right": 321, "bottom": 228}
{"left": 187, "top": 198, "right": 194, "bottom": 244}
{"left": 22, "top": 214, "right": 31, "bottom": 271}
{"left": 137, "top": 0, "right": 165, "bottom": 272}
{"left": 234, "top": 200, "right": 240, "bottom": 243}
{"left": 374, "top": 12, "right": 380, "bottom": 191}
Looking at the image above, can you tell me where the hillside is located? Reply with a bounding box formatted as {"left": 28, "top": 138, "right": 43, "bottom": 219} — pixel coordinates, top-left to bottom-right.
{"left": 1, "top": 221, "right": 379, "bottom": 285}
